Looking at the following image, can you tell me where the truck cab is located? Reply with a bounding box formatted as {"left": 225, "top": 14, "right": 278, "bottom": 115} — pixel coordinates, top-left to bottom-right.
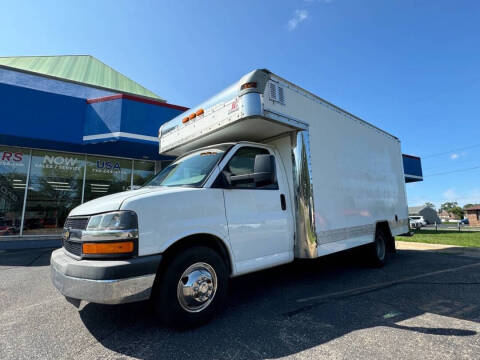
{"left": 51, "top": 141, "right": 296, "bottom": 326}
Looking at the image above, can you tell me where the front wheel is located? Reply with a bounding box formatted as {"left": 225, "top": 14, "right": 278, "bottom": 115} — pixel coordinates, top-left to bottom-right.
{"left": 153, "top": 246, "right": 228, "bottom": 328}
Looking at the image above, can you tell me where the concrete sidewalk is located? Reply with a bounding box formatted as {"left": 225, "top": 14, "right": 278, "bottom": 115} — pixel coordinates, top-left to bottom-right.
{"left": 396, "top": 240, "right": 480, "bottom": 258}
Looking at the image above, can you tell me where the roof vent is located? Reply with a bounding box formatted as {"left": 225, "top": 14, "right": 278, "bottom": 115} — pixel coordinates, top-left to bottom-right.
{"left": 268, "top": 82, "right": 285, "bottom": 105}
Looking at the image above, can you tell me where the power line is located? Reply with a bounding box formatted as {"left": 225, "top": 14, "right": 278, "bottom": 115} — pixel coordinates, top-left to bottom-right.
{"left": 425, "top": 165, "right": 480, "bottom": 177}
{"left": 422, "top": 143, "right": 480, "bottom": 159}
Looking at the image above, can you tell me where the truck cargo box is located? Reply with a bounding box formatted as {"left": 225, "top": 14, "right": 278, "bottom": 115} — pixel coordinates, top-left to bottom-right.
{"left": 159, "top": 70, "right": 418, "bottom": 258}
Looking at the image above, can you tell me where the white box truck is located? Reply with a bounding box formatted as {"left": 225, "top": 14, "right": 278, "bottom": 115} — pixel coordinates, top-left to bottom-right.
{"left": 51, "top": 69, "right": 416, "bottom": 327}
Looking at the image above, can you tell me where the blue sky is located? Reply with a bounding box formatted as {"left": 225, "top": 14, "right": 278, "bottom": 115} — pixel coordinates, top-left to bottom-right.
{"left": 1, "top": 0, "right": 479, "bottom": 208}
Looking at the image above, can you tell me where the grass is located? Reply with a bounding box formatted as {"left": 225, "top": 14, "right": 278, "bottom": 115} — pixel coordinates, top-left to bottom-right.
{"left": 401, "top": 230, "right": 480, "bottom": 248}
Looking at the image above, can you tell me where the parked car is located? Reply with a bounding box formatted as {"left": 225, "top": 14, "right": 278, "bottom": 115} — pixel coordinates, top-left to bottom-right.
{"left": 0, "top": 218, "right": 19, "bottom": 235}
{"left": 409, "top": 216, "right": 426, "bottom": 228}
{"left": 409, "top": 218, "right": 421, "bottom": 229}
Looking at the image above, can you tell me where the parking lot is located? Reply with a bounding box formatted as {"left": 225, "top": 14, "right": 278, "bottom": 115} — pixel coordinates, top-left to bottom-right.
{"left": 1, "top": 244, "right": 480, "bottom": 360}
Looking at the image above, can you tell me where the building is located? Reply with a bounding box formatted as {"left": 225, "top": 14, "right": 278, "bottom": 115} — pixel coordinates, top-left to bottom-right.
{"left": 465, "top": 205, "right": 480, "bottom": 227}
{"left": 0, "top": 55, "right": 187, "bottom": 238}
{"left": 438, "top": 210, "right": 456, "bottom": 222}
{"left": 408, "top": 205, "right": 441, "bottom": 224}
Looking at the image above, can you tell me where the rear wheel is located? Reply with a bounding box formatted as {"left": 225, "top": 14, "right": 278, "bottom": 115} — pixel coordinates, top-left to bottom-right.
{"left": 153, "top": 246, "right": 228, "bottom": 328}
{"left": 367, "top": 228, "right": 387, "bottom": 267}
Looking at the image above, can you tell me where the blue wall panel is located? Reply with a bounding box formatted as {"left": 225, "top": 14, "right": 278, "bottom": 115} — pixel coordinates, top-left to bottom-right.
{"left": 84, "top": 99, "right": 123, "bottom": 136}
{"left": 120, "top": 98, "right": 185, "bottom": 137}
{"left": 0, "top": 82, "right": 86, "bottom": 144}
{"left": 403, "top": 154, "right": 423, "bottom": 182}
{"left": 0, "top": 67, "right": 184, "bottom": 161}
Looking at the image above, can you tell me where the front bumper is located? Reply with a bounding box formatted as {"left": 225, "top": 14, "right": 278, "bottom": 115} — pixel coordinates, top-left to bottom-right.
{"left": 50, "top": 249, "right": 162, "bottom": 305}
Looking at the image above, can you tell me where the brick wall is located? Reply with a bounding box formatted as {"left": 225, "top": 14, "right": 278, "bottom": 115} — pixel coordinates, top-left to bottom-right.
{"left": 466, "top": 210, "right": 480, "bottom": 227}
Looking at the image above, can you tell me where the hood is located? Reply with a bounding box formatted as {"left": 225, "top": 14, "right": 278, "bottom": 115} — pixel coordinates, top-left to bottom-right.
{"left": 69, "top": 187, "right": 177, "bottom": 216}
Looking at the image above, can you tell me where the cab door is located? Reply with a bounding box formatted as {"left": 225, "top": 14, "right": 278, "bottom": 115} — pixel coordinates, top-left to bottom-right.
{"left": 216, "top": 146, "right": 294, "bottom": 275}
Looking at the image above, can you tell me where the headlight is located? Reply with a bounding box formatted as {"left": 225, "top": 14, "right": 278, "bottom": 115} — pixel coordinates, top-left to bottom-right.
{"left": 86, "top": 211, "right": 138, "bottom": 231}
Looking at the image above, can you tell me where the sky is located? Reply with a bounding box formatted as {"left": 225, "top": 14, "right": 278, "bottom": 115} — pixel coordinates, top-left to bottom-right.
{"left": 1, "top": 0, "right": 479, "bottom": 209}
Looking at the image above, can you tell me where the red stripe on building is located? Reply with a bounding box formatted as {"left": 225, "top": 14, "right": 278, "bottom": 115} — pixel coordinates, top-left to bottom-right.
{"left": 87, "top": 94, "right": 189, "bottom": 112}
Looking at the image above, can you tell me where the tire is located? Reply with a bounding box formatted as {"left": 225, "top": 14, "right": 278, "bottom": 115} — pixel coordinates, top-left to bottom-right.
{"left": 153, "top": 246, "right": 228, "bottom": 328}
{"left": 367, "top": 228, "right": 387, "bottom": 267}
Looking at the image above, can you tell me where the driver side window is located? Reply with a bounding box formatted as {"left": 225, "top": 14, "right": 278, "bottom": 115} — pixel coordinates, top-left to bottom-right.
{"left": 220, "top": 147, "right": 278, "bottom": 189}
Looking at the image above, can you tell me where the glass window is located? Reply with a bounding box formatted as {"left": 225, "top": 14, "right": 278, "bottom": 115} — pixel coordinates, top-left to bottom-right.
{"left": 23, "top": 150, "right": 85, "bottom": 235}
{"left": 0, "top": 146, "right": 30, "bottom": 236}
{"left": 146, "top": 146, "right": 229, "bottom": 188}
{"left": 84, "top": 156, "right": 132, "bottom": 202}
{"left": 223, "top": 147, "right": 276, "bottom": 189}
{"left": 133, "top": 160, "right": 155, "bottom": 186}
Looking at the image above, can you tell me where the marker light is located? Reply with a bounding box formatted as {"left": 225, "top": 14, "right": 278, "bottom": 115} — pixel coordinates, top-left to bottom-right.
{"left": 189, "top": 113, "right": 196, "bottom": 120}
{"left": 240, "top": 82, "right": 257, "bottom": 90}
{"left": 83, "top": 241, "right": 134, "bottom": 254}
{"left": 196, "top": 108, "right": 204, "bottom": 116}
{"left": 182, "top": 116, "right": 189, "bottom": 124}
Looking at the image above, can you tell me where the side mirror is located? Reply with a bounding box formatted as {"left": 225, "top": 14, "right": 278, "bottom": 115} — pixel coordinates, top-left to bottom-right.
{"left": 225, "top": 154, "right": 275, "bottom": 188}
{"left": 253, "top": 154, "right": 275, "bottom": 187}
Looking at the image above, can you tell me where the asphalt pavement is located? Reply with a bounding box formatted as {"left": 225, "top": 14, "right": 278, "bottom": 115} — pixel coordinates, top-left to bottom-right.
{"left": 1, "top": 244, "right": 479, "bottom": 359}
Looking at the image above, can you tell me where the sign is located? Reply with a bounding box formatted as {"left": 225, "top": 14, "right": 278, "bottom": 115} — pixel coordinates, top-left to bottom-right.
{"left": 0, "top": 151, "right": 25, "bottom": 167}
{"left": 34, "top": 155, "right": 82, "bottom": 172}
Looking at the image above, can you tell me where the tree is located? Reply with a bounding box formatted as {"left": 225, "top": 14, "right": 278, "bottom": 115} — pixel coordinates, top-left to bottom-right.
{"left": 451, "top": 207, "right": 464, "bottom": 220}
{"left": 440, "top": 202, "right": 464, "bottom": 219}
{"left": 440, "top": 202, "right": 458, "bottom": 212}
{"left": 424, "top": 202, "right": 435, "bottom": 209}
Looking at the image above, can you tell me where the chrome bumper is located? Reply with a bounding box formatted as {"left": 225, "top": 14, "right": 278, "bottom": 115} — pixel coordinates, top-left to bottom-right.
{"left": 50, "top": 249, "right": 160, "bottom": 305}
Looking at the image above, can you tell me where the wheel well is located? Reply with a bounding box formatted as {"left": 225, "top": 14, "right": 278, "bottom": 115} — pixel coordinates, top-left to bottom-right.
{"left": 156, "top": 234, "right": 233, "bottom": 278}
{"left": 375, "top": 221, "right": 395, "bottom": 253}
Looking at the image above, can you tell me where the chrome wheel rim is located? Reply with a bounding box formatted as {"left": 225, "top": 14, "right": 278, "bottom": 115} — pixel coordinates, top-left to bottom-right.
{"left": 177, "top": 262, "right": 217, "bottom": 313}
{"left": 376, "top": 236, "right": 386, "bottom": 260}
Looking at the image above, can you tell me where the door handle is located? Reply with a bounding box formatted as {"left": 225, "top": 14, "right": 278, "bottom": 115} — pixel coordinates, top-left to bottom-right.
{"left": 280, "top": 194, "right": 286, "bottom": 211}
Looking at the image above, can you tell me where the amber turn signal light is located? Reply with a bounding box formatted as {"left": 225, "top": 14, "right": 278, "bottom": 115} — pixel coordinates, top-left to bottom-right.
{"left": 240, "top": 82, "right": 257, "bottom": 90}
{"left": 195, "top": 108, "right": 204, "bottom": 116}
{"left": 182, "top": 116, "right": 189, "bottom": 124}
{"left": 82, "top": 241, "right": 134, "bottom": 254}
{"left": 189, "top": 113, "right": 196, "bottom": 120}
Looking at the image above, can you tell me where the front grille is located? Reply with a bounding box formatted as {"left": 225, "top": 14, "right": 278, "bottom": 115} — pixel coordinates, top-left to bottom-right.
{"left": 63, "top": 239, "right": 82, "bottom": 256}
{"left": 64, "top": 217, "right": 89, "bottom": 230}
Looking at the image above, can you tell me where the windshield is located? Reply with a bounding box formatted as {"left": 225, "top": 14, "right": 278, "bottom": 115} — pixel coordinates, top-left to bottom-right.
{"left": 145, "top": 145, "right": 231, "bottom": 187}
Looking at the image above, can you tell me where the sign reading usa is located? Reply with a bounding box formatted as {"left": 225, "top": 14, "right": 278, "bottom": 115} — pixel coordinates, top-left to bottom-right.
{"left": 96, "top": 161, "right": 121, "bottom": 170}
{"left": 92, "top": 160, "right": 123, "bottom": 174}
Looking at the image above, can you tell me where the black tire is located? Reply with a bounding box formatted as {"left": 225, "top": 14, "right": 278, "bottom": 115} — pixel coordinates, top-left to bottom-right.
{"left": 367, "top": 228, "right": 387, "bottom": 267}
{"left": 153, "top": 246, "right": 228, "bottom": 328}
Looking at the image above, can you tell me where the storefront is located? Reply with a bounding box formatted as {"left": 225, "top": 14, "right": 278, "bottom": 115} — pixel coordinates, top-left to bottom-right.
{"left": 0, "top": 55, "right": 188, "bottom": 238}
{"left": 0, "top": 145, "right": 167, "bottom": 237}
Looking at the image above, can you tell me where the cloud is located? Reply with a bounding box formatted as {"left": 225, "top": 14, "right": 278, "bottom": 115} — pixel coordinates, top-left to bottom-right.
{"left": 443, "top": 188, "right": 458, "bottom": 201}
{"left": 287, "top": 10, "right": 309, "bottom": 31}
{"left": 450, "top": 152, "right": 467, "bottom": 160}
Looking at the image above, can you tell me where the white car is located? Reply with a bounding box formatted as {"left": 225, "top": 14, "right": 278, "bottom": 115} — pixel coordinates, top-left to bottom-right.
{"left": 409, "top": 216, "right": 426, "bottom": 228}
